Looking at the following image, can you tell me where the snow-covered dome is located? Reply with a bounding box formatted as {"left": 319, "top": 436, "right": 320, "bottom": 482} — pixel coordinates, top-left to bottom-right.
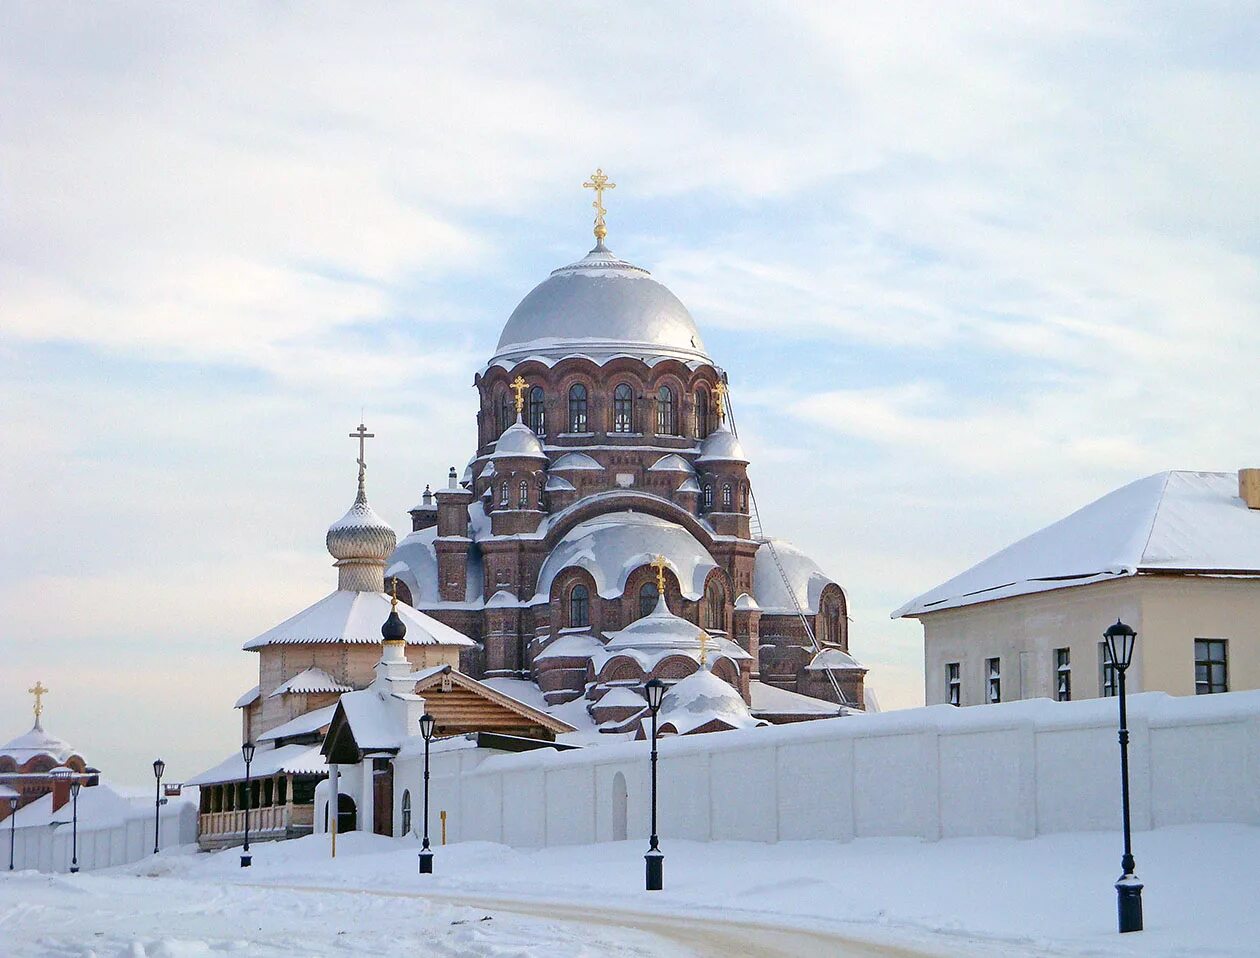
{"left": 753, "top": 539, "right": 838, "bottom": 614}
{"left": 805, "top": 648, "right": 865, "bottom": 671}
{"left": 490, "top": 245, "right": 711, "bottom": 366}
{"left": 657, "top": 668, "right": 764, "bottom": 735}
{"left": 696, "top": 420, "right": 748, "bottom": 465}
{"left": 1, "top": 721, "right": 77, "bottom": 766}
{"left": 327, "top": 484, "right": 397, "bottom": 563}
{"left": 491, "top": 420, "right": 547, "bottom": 459}
{"left": 604, "top": 595, "right": 750, "bottom": 660}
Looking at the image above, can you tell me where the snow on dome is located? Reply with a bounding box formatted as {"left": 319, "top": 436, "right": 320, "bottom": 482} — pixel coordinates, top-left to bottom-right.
{"left": 805, "top": 648, "right": 865, "bottom": 671}
{"left": 648, "top": 454, "right": 695, "bottom": 474}
{"left": 491, "top": 420, "right": 547, "bottom": 459}
{"left": 677, "top": 475, "right": 702, "bottom": 494}
{"left": 753, "top": 539, "right": 838, "bottom": 614}
{"left": 696, "top": 420, "right": 748, "bottom": 465}
{"left": 657, "top": 669, "right": 764, "bottom": 735}
{"left": 243, "top": 589, "right": 474, "bottom": 650}
{"left": 604, "top": 594, "right": 750, "bottom": 660}
{"left": 326, "top": 482, "right": 397, "bottom": 563}
{"left": 0, "top": 722, "right": 77, "bottom": 765}
{"left": 894, "top": 470, "right": 1260, "bottom": 618}
{"left": 551, "top": 452, "right": 605, "bottom": 472}
{"left": 535, "top": 511, "right": 718, "bottom": 602}
{"left": 387, "top": 526, "right": 484, "bottom": 607}
{"left": 545, "top": 475, "right": 576, "bottom": 493}
{"left": 490, "top": 245, "right": 711, "bottom": 366}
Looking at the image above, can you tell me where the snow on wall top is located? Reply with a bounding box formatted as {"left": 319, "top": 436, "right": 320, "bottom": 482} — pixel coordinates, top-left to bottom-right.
{"left": 242, "top": 589, "right": 475, "bottom": 649}
{"left": 894, "top": 471, "right": 1260, "bottom": 618}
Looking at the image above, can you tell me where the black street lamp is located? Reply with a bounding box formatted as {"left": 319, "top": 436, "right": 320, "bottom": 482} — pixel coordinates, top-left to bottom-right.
{"left": 52, "top": 768, "right": 79, "bottom": 873}
{"left": 418, "top": 713, "right": 436, "bottom": 875}
{"left": 6, "top": 794, "right": 18, "bottom": 870}
{"left": 643, "top": 677, "right": 667, "bottom": 892}
{"left": 152, "top": 759, "right": 165, "bottom": 855}
{"left": 240, "top": 742, "right": 256, "bottom": 868}
{"left": 1104, "top": 619, "right": 1143, "bottom": 934}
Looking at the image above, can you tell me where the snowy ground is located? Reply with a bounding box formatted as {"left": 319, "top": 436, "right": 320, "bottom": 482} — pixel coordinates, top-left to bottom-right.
{"left": 1, "top": 824, "right": 1256, "bottom": 956}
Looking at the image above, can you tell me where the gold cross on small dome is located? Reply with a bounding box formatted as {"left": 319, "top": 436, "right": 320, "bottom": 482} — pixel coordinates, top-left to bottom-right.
{"left": 698, "top": 631, "right": 709, "bottom": 668}
{"left": 510, "top": 375, "right": 529, "bottom": 415}
{"left": 650, "top": 554, "right": 669, "bottom": 594}
{"left": 713, "top": 381, "right": 728, "bottom": 424}
{"left": 29, "top": 681, "right": 48, "bottom": 721}
{"left": 583, "top": 168, "right": 616, "bottom": 243}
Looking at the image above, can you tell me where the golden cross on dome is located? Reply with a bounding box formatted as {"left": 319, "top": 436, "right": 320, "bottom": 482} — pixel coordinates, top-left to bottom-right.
{"left": 29, "top": 681, "right": 48, "bottom": 722}
{"left": 582, "top": 168, "right": 616, "bottom": 244}
{"left": 349, "top": 423, "right": 374, "bottom": 482}
{"left": 698, "top": 631, "right": 709, "bottom": 668}
{"left": 650, "top": 554, "right": 669, "bottom": 594}
{"left": 713, "top": 381, "right": 728, "bottom": 425}
{"left": 390, "top": 577, "right": 399, "bottom": 611}
{"left": 510, "top": 375, "right": 529, "bottom": 416}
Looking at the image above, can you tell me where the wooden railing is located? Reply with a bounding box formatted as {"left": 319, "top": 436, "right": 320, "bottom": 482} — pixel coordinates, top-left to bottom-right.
{"left": 199, "top": 803, "right": 310, "bottom": 838}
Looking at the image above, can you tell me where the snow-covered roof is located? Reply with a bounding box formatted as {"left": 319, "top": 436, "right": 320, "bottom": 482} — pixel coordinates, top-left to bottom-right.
{"left": 387, "top": 525, "right": 485, "bottom": 608}
{"left": 551, "top": 451, "right": 605, "bottom": 471}
{"left": 258, "top": 704, "right": 338, "bottom": 742}
{"left": 648, "top": 454, "right": 695, "bottom": 474}
{"left": 535, "top": 511, "right": 718, "bottom": 601}
{"left": 333, "top": 688, "right": 407, "bottom": 753}
{"left": 0, "top": 721, "right": 77, "bottom": 765}
{"left": 491, "top": 420, "right": 547, "bottom": 460}
{"left": 597, "top": 687, "right": 650, "bottom": 709}
{"left": 657, "top": 669, "right": 765, "bottom": 735}
{"left": 805, "top": 649, "right": 865, "bottom": 671}
{"left": 234, "top": 686, "right": 260, "bottom": 709}
{"left": 489, "top": 245, "right": 712, "bottom": 367}
{"left": 677, "top": 476, "right": 701, "bottom": 494}
{"left": 749, "top": 680, "right": 845, "bottom": 716}
{"left": 243, "top": 589, "right": 475, "bottom": 650}
{"left": 696, "top": 421, "right": 748, "bottom": 465}
{"left": 186, "top": 744, "right": 327, "bottom": 786}
{"left": 7, "top": 779, "right": 194, "bottom": 830}
{"left": 268, "top": 667, "right": 353, "bottom": 697}
{"left": 753, "top": 539, "right": 838, "bottom": 615}
{"left": 479, "top": 462, "right": 496, "bottom": 479}
{"left": 534, "top": 632, "right": 605, "bottom": 661}
{"left": 545, "top": 475, "right": 576, "bottom": 493}
{"left": 894, "top": 470, "right": 1260, "bottom": 618}
{"left": 602, "top": 596, "right": 751, "bottom": 661}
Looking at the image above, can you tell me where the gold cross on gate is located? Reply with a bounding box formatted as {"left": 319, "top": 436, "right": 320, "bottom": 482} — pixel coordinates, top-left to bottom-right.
{"left": 510, "top": 375, "right": 529, "bottom": 416}
{"left": 349, "top": 423, "right": 374, "bottom": 480}
{"left": 29, "top": 681, "right": 48, "bottom": 722}
{"left": 713, "top": 381, "right": 728, "bottom": 425}
{"left": 582, "top": 168, "right": 616, "bottom": 243}
{"left": 698, "top": 631, "right": 709, "bottom": 668}
{"left": 650, "top": 554, "right": 669, "bottom": 594}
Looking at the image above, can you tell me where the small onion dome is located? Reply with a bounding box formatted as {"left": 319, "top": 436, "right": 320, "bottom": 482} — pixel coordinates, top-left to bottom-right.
{"left": 381, "top": 600, "right": 407, "bottom": 643}
{"left": 327, "top": 481, "right": 398, "bottom": 562}
{"left": 491, "top": 419, "right": 547, "bottom": 460}
{"left": 696, "top": 420, "right": 748, "bottom": 465}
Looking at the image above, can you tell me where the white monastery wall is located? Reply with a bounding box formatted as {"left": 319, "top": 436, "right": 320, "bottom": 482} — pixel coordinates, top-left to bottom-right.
{"left": 369, "top": 690, "right": 1260, "bottom": 851}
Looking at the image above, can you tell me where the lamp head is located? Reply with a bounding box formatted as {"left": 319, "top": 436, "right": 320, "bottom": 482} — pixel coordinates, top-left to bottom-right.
{"left": 1103, "top": 619, "right": 1137, "bottom": 671}
{"left": 153, "top": 758, "right": 165, "bottom": 780}
{"left": 644, "top": 678, "right": 667, "bottom": 713}
{"left": 419, "top": 713, "right": 436, "bottom": 742}
{"left": 241, "top": 742, "right": 256, "bottom": 765}
{"left": 5, "top": 794, "right": 17, "bottom": 811}
{"left": 70, "top": 780, "right": 82, "bottom": 798}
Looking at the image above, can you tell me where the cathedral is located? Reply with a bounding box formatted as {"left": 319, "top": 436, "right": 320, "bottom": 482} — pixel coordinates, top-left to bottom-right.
{"left": 384, "top": 171, "right": 867, "bottom": 725}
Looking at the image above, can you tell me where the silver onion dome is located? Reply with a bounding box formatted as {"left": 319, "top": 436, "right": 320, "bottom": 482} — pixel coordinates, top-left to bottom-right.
{"left": 327, "top": 478, "right": 398, "bottom": 563}
{"left": 490, "top": 245, "right": 711, "bottom": 366}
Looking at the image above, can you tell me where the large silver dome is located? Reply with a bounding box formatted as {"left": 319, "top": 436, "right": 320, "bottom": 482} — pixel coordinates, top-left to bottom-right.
{"left": 490, "top": 245, "right": 711, "bottom": 366}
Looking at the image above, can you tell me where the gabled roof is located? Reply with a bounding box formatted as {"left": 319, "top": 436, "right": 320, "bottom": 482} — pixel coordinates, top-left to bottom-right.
{"left": 894, "top": 471, "right": 1260, "bottom": 618}
{"left": 268, "top": 667, "right": 352, "bottom": 698}
{"left": 243, "top": 589, "right": 475, "bottom": 649}
{"left": 258, "top": 704, "right": 338, "bottom": 743}
{"left": 187, "top": 743, "right": 326, "bottom": 786}
{"left": 411, "top": 665, "right": 576, "bottom": 736}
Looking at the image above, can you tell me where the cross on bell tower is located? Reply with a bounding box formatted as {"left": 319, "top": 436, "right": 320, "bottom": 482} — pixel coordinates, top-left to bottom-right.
{"left": 349, "top": 423, "right": 375, "bottom": 485}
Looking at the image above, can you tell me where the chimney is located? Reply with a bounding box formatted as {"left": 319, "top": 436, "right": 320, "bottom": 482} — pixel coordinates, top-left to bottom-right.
{"left": 1240, "top": 469, "right": 1260, "bottom": 510}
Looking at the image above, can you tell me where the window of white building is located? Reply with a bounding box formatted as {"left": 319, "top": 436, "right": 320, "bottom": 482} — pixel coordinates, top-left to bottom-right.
{"left": 986, "top": 657, "right": 1001, "bottom": 703}
{"left": 1099, "top": 642, "right": 1117, "bottom": 697}
{"left": 946, "top": 662, "right": 960, "bottom": 706}
{"left": 1195, "top": 639, "right": 1228, "bottom": 694}
{"left": 1055, "top": 648, "right": 1071, "bottom": 701}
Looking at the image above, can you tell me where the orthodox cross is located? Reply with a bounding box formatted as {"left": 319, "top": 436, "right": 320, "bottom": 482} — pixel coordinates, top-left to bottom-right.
{"left": 713, "top": 381, "right": 728, "bottom": 425}
{"left": 349, "top": 423, "right": 374, "bottom": 482}
{"left": 29, "top": 681, "right": 48, "bottom": 722}
{"left": 510, "top": 375, "right": 529, "bottom": 416}
{"left": 650, "top": 554, "right": 669, "bottom": 594}
{"left": 698, "top": 631, "right": 709, "bottom": 668}
{"left": 583, "top": 168, "right": 616, "bottom": 244}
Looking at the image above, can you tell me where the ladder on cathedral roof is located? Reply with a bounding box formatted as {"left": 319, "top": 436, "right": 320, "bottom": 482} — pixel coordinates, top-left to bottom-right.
{"left": 722, "top": 389, "right": 850, "bottom": 708}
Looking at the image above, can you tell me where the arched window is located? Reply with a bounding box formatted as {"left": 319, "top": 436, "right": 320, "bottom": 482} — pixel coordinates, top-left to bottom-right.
{"left": 568, "top": 384, "right": 588, "bottom": 433}
{"left": 528, "top": 387, "right": 545, "bottom": 435}
{"left": 703, "top": 483, "right": 713, "bottom": 510}
{"left": 498, "top": 392, "right": 513, "bottom": 435}
{"left": 656, "top": 386, "right": 675, "bottom": 435}
{"left": 638, "top": 580, "right": 659, "bottom": 619}
{"left": 722, "top": 483, "right": 733, "bottom": 510}
{"left": 401, "top": 789, "right": 412, "bottom": 835}
{"left": 704, "top": 583, "right": 725, "bottom": 632}
{"left": 569, "top": 584, "right": 590, "bottom": 628}
{"left": 696, "top": 387, "right": 710, "bottom": 438}
{"left": 500, "top": 482, "right": 509, "bottom": 506}
{"left": 518, "top": 480, "right": 529, "bottom": 508}
{"left": 613, "top": 383, "right": 634, "bottom": 433}
{"left": 740, "top": 483, "right": 749, "bottom": 513}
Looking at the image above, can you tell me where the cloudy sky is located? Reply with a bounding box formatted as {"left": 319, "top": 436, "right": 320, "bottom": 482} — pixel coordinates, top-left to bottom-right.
{"left": 2, "top": 2, "right": 1257, "bottom": 784}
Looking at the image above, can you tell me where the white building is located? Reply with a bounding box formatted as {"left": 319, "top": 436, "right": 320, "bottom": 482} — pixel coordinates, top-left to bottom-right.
{"left": 895, "top": 469, "right": 1260, "bottom": 707}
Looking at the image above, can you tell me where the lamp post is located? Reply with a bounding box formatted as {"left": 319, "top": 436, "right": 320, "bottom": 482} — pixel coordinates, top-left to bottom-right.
{"left": 1103, "top": 619, "right": 1143, "bottom": 933}
{"left": 643, "top": 677, "right": 667, "bottom": 891}
{"left": 240, "top": 742, "right": 255, "bottom": 868}
{"left": 418, "top": 713, "right": 435, "bottom": 875}
{"left": 51, "top": 768, "right": 77, "bottom": 873}
{"left": 6, "top": 794, "right": 18, "bottom": 870}
{"left": 152, "top": 759, "right": 165, "bottom": 855}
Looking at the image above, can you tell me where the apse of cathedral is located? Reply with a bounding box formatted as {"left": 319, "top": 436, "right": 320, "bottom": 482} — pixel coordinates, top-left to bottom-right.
{"left": 385, "top": 171, "right": 868, "bottom": 728}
